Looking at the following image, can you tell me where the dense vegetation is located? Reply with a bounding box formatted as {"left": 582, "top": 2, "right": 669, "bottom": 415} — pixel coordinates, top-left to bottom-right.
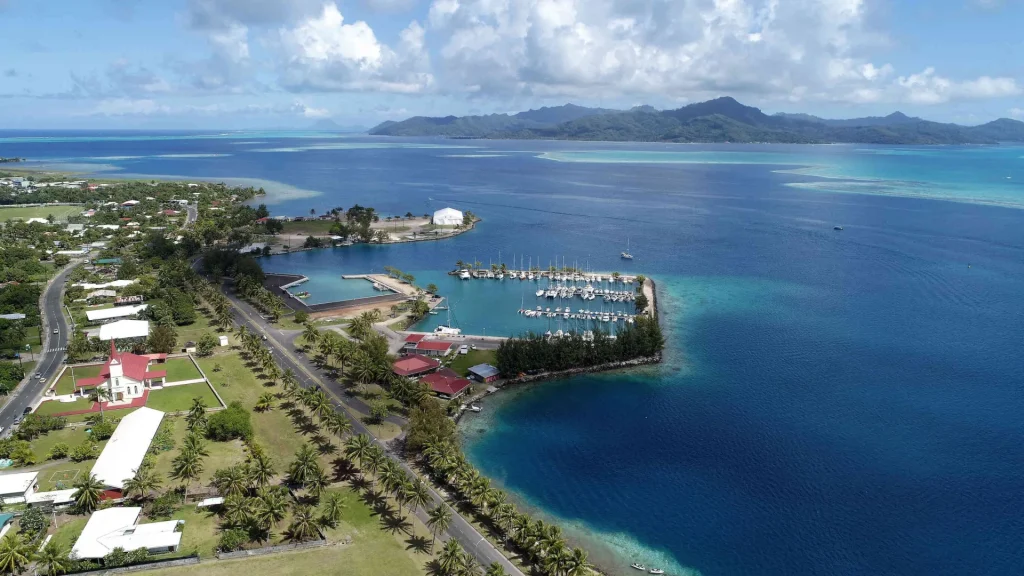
{"left": 496, "top": 315, "right": 664, "bottom": 376}
{"left": 372, "top": 97, "right": 1024, "bottom": 144}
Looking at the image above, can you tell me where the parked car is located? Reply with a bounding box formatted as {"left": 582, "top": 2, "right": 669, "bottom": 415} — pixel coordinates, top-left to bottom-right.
{"left": 22, "top": 407, "right": 31, "bottom": 416}
{"left": 458, "top": 345, "right": 469, "bottom": 355}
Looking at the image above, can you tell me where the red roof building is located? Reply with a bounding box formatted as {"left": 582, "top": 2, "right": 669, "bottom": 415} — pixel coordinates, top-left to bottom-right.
{"left": 422, "top": 368, "right": 471, "bottom": 399}
{"left": 392, "top": 354, "right": 440, "bottom": 377}
{"left": 414, "top": 340, "right": 454, "bottom": 357}
{"left": 405, "top": 333, "right": 426, "bottom": 343}
{"left": 74, "top": 341, "right": 167, "bottom": 402}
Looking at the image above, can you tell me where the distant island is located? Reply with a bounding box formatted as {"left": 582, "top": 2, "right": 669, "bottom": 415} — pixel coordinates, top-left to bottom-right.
{"left": 369, "top": 97, "right": 1024, "bottom": 145}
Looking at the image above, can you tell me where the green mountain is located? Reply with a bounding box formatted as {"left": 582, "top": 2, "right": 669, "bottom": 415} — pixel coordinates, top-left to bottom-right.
{"left": 370, "top": 97, "right": 1024, "bottom": 144}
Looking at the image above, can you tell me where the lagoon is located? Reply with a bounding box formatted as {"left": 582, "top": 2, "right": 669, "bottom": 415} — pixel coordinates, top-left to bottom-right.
{"left": 4, "top": 133, "right": 1024, "bottom": 575}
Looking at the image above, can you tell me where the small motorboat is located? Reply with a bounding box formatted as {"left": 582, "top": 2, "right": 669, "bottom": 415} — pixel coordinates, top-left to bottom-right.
{"left": 468, "top": 404, "right": 482, "bottom": 413}
{"left": 631, "top": 564, "right": 646, "bottom": 571}
{"left": 649, "top": 569, "right": 665, "bottom": 575}
{"left": 833, "top": 225, "right": 844, "bottom": 231}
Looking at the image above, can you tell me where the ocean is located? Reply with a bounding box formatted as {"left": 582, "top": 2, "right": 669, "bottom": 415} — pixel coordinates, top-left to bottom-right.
{"left": 4, "top": 132, "right": 1024, "bottom": 575}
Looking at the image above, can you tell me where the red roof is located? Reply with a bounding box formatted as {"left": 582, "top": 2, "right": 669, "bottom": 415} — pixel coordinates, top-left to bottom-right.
{"left": 392, "top": 354, "right": 440, "bottom": 377}
{"left": 416, "top": 341, "right": 453, "bottom": 352}
{"left": 76, "top": 341, "right": 167, "bottom": 388}
{"left": 405, "top": 333, "right": 426, "bottom": 343}
{"left": 162, "top": 210, "right": 179, "bottom": 216}
{"left": 422, "top": 368, "right": 471, "bottom": 397}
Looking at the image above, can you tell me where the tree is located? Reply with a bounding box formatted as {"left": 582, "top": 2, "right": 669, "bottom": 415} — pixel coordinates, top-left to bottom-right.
{"left": 369, "top": 399, "right": 390, "bottom": 423}
{"left": 123, "top": 465, "right": 162, "bottom": 503}
{"left": 196, "top": 333, "right": 218, "bottom": 356}
{"left": 344, "top": 434, "right": 373, "bottom": 471}
{"left": 72, "top": 473, "right": 105, "bottom": 514}
{"left": 0, "top": 533, "right": 31, "bottom": 575}
{"left": 206, "top": 402, "right": 253, "bottom": 441}
{"left": 254, "top": 487, "right": 288, "bottom": 536}
{"left": 17, "top": 507, "right": 47, "bottom": 541}
{"left": 212, "top": 465, "right": 249, "bottom": 498}
{"left": 53, "top": 254, "right": 71, "bottom": 268}
{"left": 36, "top": 539, "right": 71, "bottom": 576}
{"left": 147, "top": 324, "right": 178, "bottom": 354}
{"left": 287, "top": 504, "right": 320, "bottom": 542}
{"left": 255, "top": 392, "right": 276, "bottom": 412}
{"left": 319, "top": 492, "right": 346, "bottom": 528}
{"left": 246, "top": 450, "right": 275, "bottom": 489}
{"left": 634, "top": 293, "right": 649, "bottom": 313}
{"left": 426, "top": 283, "right": 438, "bottom": 294}
{"left": 484, "top": 563, "right": 507, "bottom": 576}
{"left": 427, "top": 504, "right": 453, "bottom": 549}
{"left": 302, "top": 323, "right": 320, "bottom": 349}
{"left": 294, "top": 310, "right": 309, "bottom": 324}
{"left": 89, "top": 386, "right": 112, "bottom": 419}
{"left": 287, "top": 444, "right": 321, "bottom": 487}
{"left": 407, "top": 477, "right": 432, "bottom": 517}
{"left": 171, "top": 446, "right": 205, "bottom": 500}
{"left": 566, "top": 547, "right": 593, "bottom": 576}
{"left": 323, "top": 411, "right": 352, "bottom": 440}
{"left": 438, "top": 538, "right": 465, "bottom": 576}
{"left": 407, "top": 397, "right": 457, "bottom": 452}
{"left": 186, "top": 397, "right": 208, "bottom": 431}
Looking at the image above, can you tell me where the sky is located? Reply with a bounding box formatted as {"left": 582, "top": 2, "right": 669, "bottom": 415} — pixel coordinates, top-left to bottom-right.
{"left": 1, "top": 0, "right": 1023, "bottom": 129}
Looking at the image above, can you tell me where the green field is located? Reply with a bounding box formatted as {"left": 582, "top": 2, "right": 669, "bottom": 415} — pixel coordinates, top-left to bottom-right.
{"left": 146, "top": 383, "right": 220, "bottom": 412}
{"left": 34, "top": 397, "right": 92, "bottom": 416}
{"left": 54, "top": 364, "right": 103, "bottom": 396}
{"left": 50, "top": 517, "right": 88, "bottom": 549}
{"left": 151, "top": 417, "right": 246, "bottom": 489}
{"left": 446, "top": 349, "right": 496, "bottom": 377}
{"left": 29, "top": 426, "right": 95, "bottom": 462}
{"left": 0, "top": 205, "right": 81, "bottom": 222}
{"left": 281, "top": 220, "right": 335, "bottom": 235}
{"left": 162, "top": 358, "right": 203, "bottom": 382}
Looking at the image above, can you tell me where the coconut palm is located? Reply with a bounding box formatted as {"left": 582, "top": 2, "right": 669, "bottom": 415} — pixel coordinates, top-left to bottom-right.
{"left": 186, "top": 397, "right": 208, "bottom": 431}
{"left": 89, "top": 386, "right": 111, "bottom": 418}
{"left": 265, "top": 363, "right": 281, "bottom": 385}
{"left": 438, "top": 538, "right": 465, "bottom": 576}
{"left": 247, "top": 451, "right": 275, "bottom": 488}
{"left": 349, "top": 352, "right": 375, "bottom": 384}
{"left": 305, "top": 465, "right": 329, "bottom": 501}
{"left": 426, "top": 504, "right": 452, "bottom": 549}
{"left": 461, "top": 553, "right": 482, "bottom": 576}
{"left": 323, "top": 411, "right": 352, "bottom": 440}
{"left": 310, "top": 389, "right": 333, "bottom": 421}
{"left": 287, "top": 444, "right": 320, "bottom": 487}
{"left": 343, "top": 434, "right": 373, "bottom": 470}
{"left": 364, "top": 446, "right": 387, "bottom": 492}
{"left": 171, "top": 447, "right": 205, "bottom": 501}
{"left": 35, "top": 538, "right": 71, "bottom": 576}
{"left": 222, "top": 494, "right": 251, "bottom": 527}
{"left": 212, "top": 465, "right": 249, "bottom": 498}
{"left": 254, "top": 487, "right": 289, "bottom": 536}
{"left": 319, "top": 492, "right": 346, "bottom": 528}
{"left": 72, "top": 473, "right": 105, "bottom": 514}
{"left": 287, "top": 504, "right": 320, "bottom": 542}
{"left": 407, "top": 477, "right": 432, "bottom": 517}
{"left": 565, "top": 547, "right": 593, "bottom": 576}
{"left": 122, "top": 465, "right": 162, "bottom": 503}
{"left": 334, "top": 338, "right": 355, "bottom": 374}
{"left": 484, "top": 563, "right": 507, "bottom": 576}
{"left": 183, "top": 432, "right": 210, "bottom": 458}
{"left": 302, "top": 323, "right": 320, "bottom": 348}
{"left": 255, "top": 392, "right": 276, "bottom": 412}
{"left": 0, "top": 533, "right": 32, "bottom": 575}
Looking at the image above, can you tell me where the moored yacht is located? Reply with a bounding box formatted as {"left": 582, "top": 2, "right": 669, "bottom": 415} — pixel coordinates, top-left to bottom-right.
{"left": 459, "top": 269, "right": 471, "bottom": 280}
{"left": 649, "top": 569, "right": 664, "bottom": 575}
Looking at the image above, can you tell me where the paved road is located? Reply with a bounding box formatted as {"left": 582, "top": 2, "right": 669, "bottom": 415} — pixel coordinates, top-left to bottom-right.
{"left": 220, "top": 286, "right": 524, "bottom": 575}
{"left": 185, "top": 203, "right": 198, "bottom": 225}
{"left": 0, "top": 264, "right": 76, "bottom": 433}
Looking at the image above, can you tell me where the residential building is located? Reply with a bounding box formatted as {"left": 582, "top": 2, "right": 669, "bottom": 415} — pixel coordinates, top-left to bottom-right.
{"left": 413, "top": 340, "right": 454, "bottom": 357}
{"left": 71, "top": 507, "right": 182, "bottom": 560}
{"left": 392, "top": 354, "right": 440, "bottom": 378}
{"left": 422, "top": 368, "right": 472, "bottom": 399}
{"left": 0, "top": 471, "right": 38, "bottom": 504}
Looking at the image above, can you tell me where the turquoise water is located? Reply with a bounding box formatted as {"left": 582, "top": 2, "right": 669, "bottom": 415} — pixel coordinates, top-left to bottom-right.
{"left": 261, "top": 249, "right": 394, "bottom": 305}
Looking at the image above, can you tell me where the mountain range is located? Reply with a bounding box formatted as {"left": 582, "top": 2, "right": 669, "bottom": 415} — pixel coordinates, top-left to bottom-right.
{"left": 369, "top": 98, "right": 1024, "bottom": 145}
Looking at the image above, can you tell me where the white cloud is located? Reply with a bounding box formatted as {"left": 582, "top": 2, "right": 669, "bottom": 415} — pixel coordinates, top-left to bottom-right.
{"left": 90, "top": 98, "right": 172, "bottom": 116}
{"left": 424, "top": 0, "right": 1019, "bottom": 106}
{"left": 1010, "top": 108, "right": 1024, "bottom": 119}
{"left": 83, "top": 98, "right": 331, "bottom": 118}
{"left": 277, "top": 3, "right": 433, "bottom": 93}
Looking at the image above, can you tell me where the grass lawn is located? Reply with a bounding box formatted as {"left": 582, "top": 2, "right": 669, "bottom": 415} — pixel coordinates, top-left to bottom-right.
{"left": 147, "top": 383, "right": 220, "bottom": 412}
{"left": 49, "top": 516, "right": 89, "bottom": 550}
{"left": 0, "top": 205, "right": 81, "bottom": 222}
{"left": 163, "top": 358, "right": 203, "bottom": 382}
{"left": 35, "top": 452, "right": 102, "bottom": 491}
{"left": 175, "top": 324, "right": 223, "bottom": 348}
{"left": 29, "top": 427, "right": 96, "bottom": 462}
{"left": 281, "top": 220, "right": 336, "bottom": 235}
{"left": 446, "top": 349, "right": 497, "bottom": 377}
{"left": 34, "top": 398, "right": 92, "bottom": 416}
{"left": 54, "top": 364, "right": 103, "bottom": 395}
{"left": 152, "top": 417, "right": 246, "bottom": 488}
{"left": 197, "top": 353, "right": 307, "bottom": 466}
{"left": 168, "top": 506, "right": 222, "bottom": 559}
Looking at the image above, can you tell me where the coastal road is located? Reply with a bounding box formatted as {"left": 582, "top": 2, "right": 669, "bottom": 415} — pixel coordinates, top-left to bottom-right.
{"left": 219, "top": 284, "right": 525, "bottom": 576}
{"left": 0, "top": 263, "right": 75, "bottom": 433}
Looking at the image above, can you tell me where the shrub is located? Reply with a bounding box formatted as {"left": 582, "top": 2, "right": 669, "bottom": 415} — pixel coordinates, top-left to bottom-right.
{"left": 103, "top": 547, "right": 131, "bottom": 568}
{"left": 90, "top": 418, "right": 117, "bottom": 441}
{"left": 218, "top": 528, "right": 249, "bottom": 552}
{"left": 15, "top": 414, "right": 67, "bottom": 441}
{"left": 197, "top": 333, "right": 218, "bottom": 357}
{"left": 294, "top": 311, "right": 309, "bottom": 324}
{"left": 205, "top": 402, "right": 252, "bottom": 441}
{"left": 70, "top": 441, "right": 98, "bottom": 463}
{"left": 46, "top": 442, "right": 71, "bottom": 460}
{"left": 18, "top": 507, "right": 48, "bottom": 541}
{"left": 147, "top": 491, "right": 182, "bottom": 519}
{"left": 148, "top": 420, "right": 175, "bottom": 454}
{"left": 10, "top": 442, "right": 35, "bottom": 466}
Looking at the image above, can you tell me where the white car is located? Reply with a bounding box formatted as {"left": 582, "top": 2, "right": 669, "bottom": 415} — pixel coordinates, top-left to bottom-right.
{"left": 458, "top": 345, "right": 469, "bottom": 355}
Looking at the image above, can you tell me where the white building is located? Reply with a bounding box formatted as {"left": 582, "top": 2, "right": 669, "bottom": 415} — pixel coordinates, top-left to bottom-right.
{"left": 0, "top": 471, "right": 38, "bottom": 504}
{"left": 432, "top": 207, "right": 464, "bottom": 226}
{"left": 75, "top": 279, "right": 136, "bottom": 291}
{"left": 91, "top": 407, "right": 166, "bottom": 490}
{"left": 74, "top": 342, "right": 166, "bottom": 402}
{"left": 71, "top": 507, "right": 182, "bottom": 560}
{"left": 86, "top": 304, "right": 148, "bottom": 323}
{"left": 97, "top": 319, "right": 150, "bottom": 341}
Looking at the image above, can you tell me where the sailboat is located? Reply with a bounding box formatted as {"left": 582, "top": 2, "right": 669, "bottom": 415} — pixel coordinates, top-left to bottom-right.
{"left": 433, "top": 302, "right": 462, "bottom": 335}
{"left": 621, "top": 237, "right": 634, "bottom": 260}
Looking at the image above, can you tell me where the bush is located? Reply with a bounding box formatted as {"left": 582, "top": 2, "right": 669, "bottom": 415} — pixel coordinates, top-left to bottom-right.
{"left": 103, "top": 547, "right": 131, "bottom": 568}
{"left": 147, "top": 491, "right": 182, "bottom": 519}
{"left": 294, "top": 311, "right": 308, "bottom": 324}
{"left": 15, "top": 414, "right": 67, "bottom": 441}
{"left": 46, "top": 442, "right": 71, "bottom": 460}
{"left": 10, "top": 442, "right": 35, "bottom": 466}
{"left": 205, "top": 402, "right": 252, "bottom": 441}
{"left": 18, "top": 507, "right": 48, "bottom": 541}
{"left": 148, "top": 420, "right": 175, "bottom": 454}
{"left": 70, "top": 441, "right": 98, "bottom": 463}
{"left": 218, "top": 528, "right": 249, "bottom": 552}
{"left": 197, "top": 333, "right": 218, "bottom": 357}
{"left": 90, "top": 418, "right": 117, "bottom": 441}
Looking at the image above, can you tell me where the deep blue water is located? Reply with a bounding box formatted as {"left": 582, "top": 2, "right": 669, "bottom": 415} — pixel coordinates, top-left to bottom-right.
{"left": 4, "top": 132, "right": 1024, "bottom": 575}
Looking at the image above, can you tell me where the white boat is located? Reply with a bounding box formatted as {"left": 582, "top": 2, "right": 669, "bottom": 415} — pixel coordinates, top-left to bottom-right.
{"left": 468, "top": 404, "right": 482, "bottom": 413}
{"left": 528, "top": 273, "right": 535, "bottom": 281}
{"left": 459, "top": 269, "right": 471, "bottom": 280}
{"left": 649, "top": 570, "right": 664, "bottom": 575}
{"left": 631, "top": 564, "right": 646, "bottom": 571}
{"left": 536, "top": 289, "right": 545, "bottom": 297}
{"left": 434, "top": 325, "right": 461, "bottom": 335}
{"left": 544, "top": 330, "right": 552, "bottom": 338}
{"left": 486, "top": 270, "right": 494, "bottom": 279}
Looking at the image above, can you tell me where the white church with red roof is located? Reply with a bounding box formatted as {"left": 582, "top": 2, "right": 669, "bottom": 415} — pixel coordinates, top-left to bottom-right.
{"left": 75, "top": 341, "right": 168, "bottom": 402}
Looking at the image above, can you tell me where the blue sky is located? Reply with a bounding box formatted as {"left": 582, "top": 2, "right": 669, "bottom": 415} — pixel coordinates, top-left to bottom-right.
{"left": 1, "top": 0, "right": 1022, "bottom": 128}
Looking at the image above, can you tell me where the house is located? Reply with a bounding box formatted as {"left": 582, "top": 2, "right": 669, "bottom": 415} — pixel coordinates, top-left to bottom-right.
{"left": 432, "top": 207, "right": 463, "bottom": 226}
{"left": 75, "top": 279, "right": 135, "bottom": 290}
{"left": 414, "top": 340, "right": 454, "bottom": 357}
{"left": 182, "top": 341, "right": 197, "bottom": 354}
{"left": 0, "top": 471, "right": 39, "bottom": 504}
{"left": 98, "top": 320, "right": 150, "bottom": 341}
{"left": 75, "top": 342, "right": 167, "bottom": 401}
{"left": 114, "top": 295, "right": 144, "bottom": 306}
{"left": 86, "top": 304, "right": 148, "bottom": 324}
{"left": 66, "top": 223, "right": 85, "bottom": 234}
{"left": 402, "top": 333, "right": 426, "bottom": 352}
{"left": 86, "top": 290, "right": 117, "bottom": 301}
{"left": 392, "top": 354, "right": 440, "bottom": 378}
{"left": 0, "top": 313, "right": 26, "bottom": 321}
{"left": 25, "top": 217, "right": 48, "bottom": 224}
{"left": 71, "top": 507, "right": 182, "bottom": 560}
{"left": 90, "top": 407, "right": 166, "bottom": 491}
{"left": 467, "top": 364, "right": 500, "bottom": 383}
{"left": 422, "top": 368, "right": 472, "bottom": 399}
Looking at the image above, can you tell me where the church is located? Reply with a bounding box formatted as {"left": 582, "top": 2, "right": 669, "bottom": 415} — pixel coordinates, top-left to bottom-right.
{"left": 75, "top": 341, "right": 168, "bottom": 402}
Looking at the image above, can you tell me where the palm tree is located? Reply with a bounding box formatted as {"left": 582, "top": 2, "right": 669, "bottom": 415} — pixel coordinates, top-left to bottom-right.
{"left": 323, "top": 412, "right": 352, "bottom": 440}
{"left": 0, "top": 533, "right": 32, "bottom": 575}
{"left": 350, "top": 353, "right": 375, "bottom": 385}
{"left": 72, "top": 473, "right": 104, "bottom": 514}
{"left": 461, "top": 553, "right": 482, "bottom": 576}
{"left": 288, "top": 504, "right": 320, "bottom": 542}
{"left": 302, "top": 323, "right": 320, "bottom": 348}
{"left": 222, "top": 494, "right": 251, "bottom": 527}
{"left": 306, "top": 465, "right": 329, "bottom": 501}
{"left": 320, "top": 492, "right": 346, "bottom": 528}
{"left": 247, "top": 451, "right": 275, "bottom": 488}
{"left": 183, "top": 432, "right": 210, "bottom": 457}
{"left": 254, "top": 487, "right": 288, "bottom": 537}
{"left": 89, "top": 385, "right": 111, "bottom": 418}
{"left": 255, "top": 392, "right": 276, "bottom": 412}
{"left": 407, "top": 477, "right": 432, "bottom": 517}
{"left": 171, "top": 447, "right": 205, "bottom": 501}
{"left": 427, "top": 504, "right": 453, "bottom": 549}
{"left": 186, "top": 397, "right": 208, "bottom": 431}
{"left": 364, "top": 446, "right": 387, "bottom": 492}
{"left": 287, "top": 444, "right": 321, "bottom": 487}
{"left": 35, "top": 539, "right": 71, "bottom": 576}
{"left": 438, "top": 538, "right": 465, "bottom": 576}
{"left": 212, "top": 465, "right": 249, "bottom": 498}
{"left": 265, "top": 363, "right": 281, "bottom": 385}
{"left": 123, "top": 466, "right": 162, "bottom": 502}
{"left": 566, "top": 547, "right": 593, "bottom": 576}
{"left": 334, "top": 338, "right": 355, "bottom": 374}
{"left": 484, "top": 563, "right": 507, "bottom": 576}
{"left": 343, "top": 434, "right": 373, "bottom": 470}
{"left": 310, "top": 390, "right": 333, "bottom": 421}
